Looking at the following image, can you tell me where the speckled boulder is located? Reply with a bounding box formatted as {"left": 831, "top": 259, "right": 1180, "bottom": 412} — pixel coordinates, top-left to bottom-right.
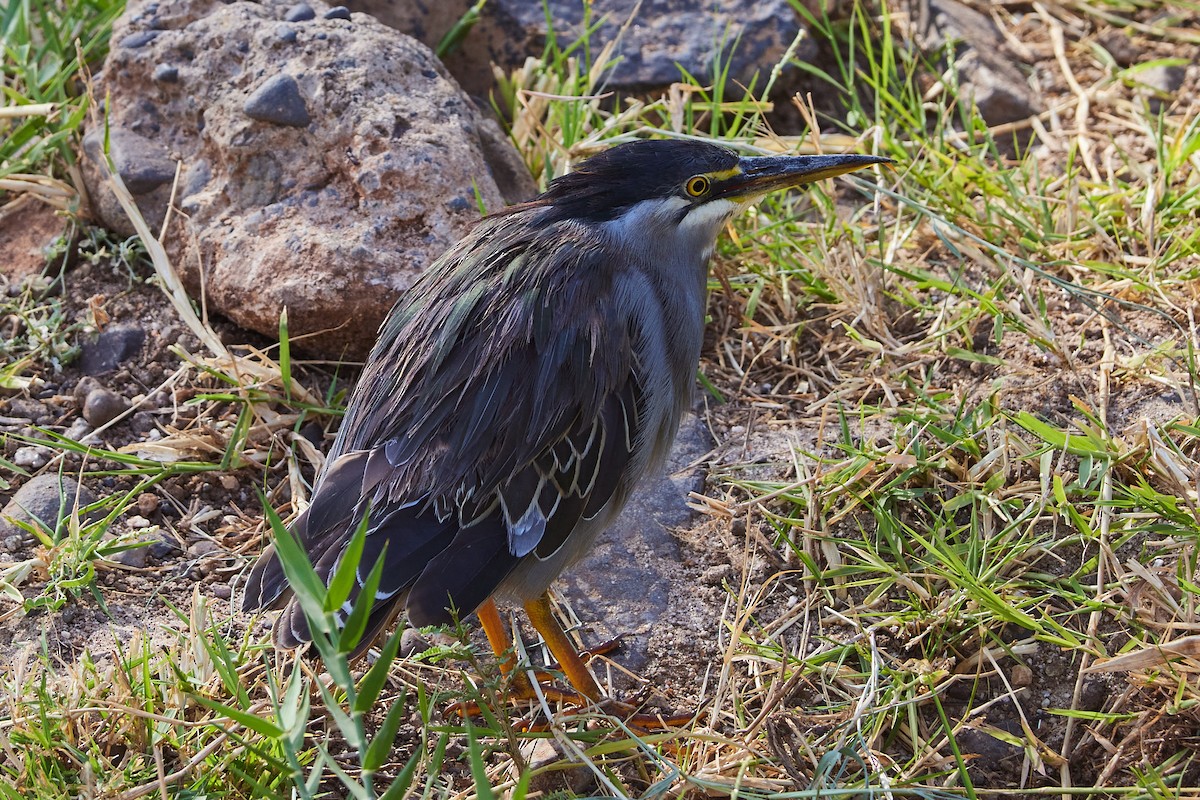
{"left": 82, "top": 0, "right": 535, "bottom": 358}
{"left": 348, "top": 0, "right": 816, "bottom": 100}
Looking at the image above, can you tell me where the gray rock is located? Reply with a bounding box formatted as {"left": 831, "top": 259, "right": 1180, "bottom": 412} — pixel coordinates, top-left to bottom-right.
{"left": 243, "top": 74, "right": 312, "bottom": 127}
{"left": 1097, "top": 30, "right": 1138, "bottom": 68}
{"left": 148, "top": 533, "right": 181, "bottom": 561}
{"left": 80, "top": 129, "right": 178, "bottom": 236}
{"left": 559, "top": 414, "right": 712, "bottom": 675}
{"left": 152, "top": 63, "right": 179, "bottom": 82}
{"left": 83, "top": 0, "right": 536, "bottom": 358}
{"left": 285, "top": 2, "right": 315, "bottom": 21}
{"left": 917, "top": 0, "right": 1043, "bottom": 141}
{"left": 79, "top": 324, "right": 146, "bottom": 375}
{"left": 0, "top": 475, "right": 99, "bottom": 541}
{"left": 12, "top": 446, "right": 48, "bottom": 470}
{"left": 1137, "top": 63, "right": 1186, "bottom": 114}
{"left": 399, "top": 627, "right": 431, "bottom": 657}
{"left": 82, "top": 387, "right": 131, "bottom": 427}
{"left": 323, "top": 5, "right": 350, "bottom": 20}
{"left": 111, "top": 540, "right": 152, "bottom": 568}
{"left": 349, "top": 0, "right": 814, "bottom": 100}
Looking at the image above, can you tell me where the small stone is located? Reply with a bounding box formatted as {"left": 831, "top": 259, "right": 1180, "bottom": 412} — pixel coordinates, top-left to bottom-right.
{"left": 1138, "top": 63, "right": 1186, "bottom": 114}
{"left": 1010, "top": 663, "right": 1033, "bottom": 687}
{"left": 82, "top": 129, "right": 175, "bottom": 196}
{"left": 219, "top": 474, "right": 240, "bottom": 491}
{"left": 78, "top": 324, "right": 146, "bottom": 375}
{"left": 82, "top": 387, "right": 131, "bottom": 427}
{"left": 701, "top": 564, "right": 733, "bottom": 587}
{"left": 119, "top": 30, "right": 158, "bottom": 48}
{"left": 112, "top": 542, "right": 150, "bottom": 569}
{"left": 0, "top": 474, "right": 98, "bottom": 539}
{"left": 212, "top": 583, "right": 232, "bottom": 600}
{"left": 188, "top": 539, "right": 221, "bottom": 557}
{"left": 277, "top": 27, "right": 298, "bottom": 44}
{"left": 127, "top": 515, "right": 152, "bottom": 528}
{"left": 64, "top": 418, "right": 94, "bottom": 443}
{"left": 73, "top": 376, "right": 101, "bottom": 407}
{"left": 12, "top": 446, "right": 48, "bottom": 469}
{"left": 137, "top": 492, "right": 160, "bottom": 517}
{"left": 323, "top": 6, "right": 351, "bottom": 20}
{"left": 513, "top": 737, "right": 592, "bottom": 796}
{"left": 399, "top": 628, "right": 431, "bottom": 657}
{"left": 4, "top": 398, "right": 47, "bottom": 421}
{"left": 243, "top": 74, "right": 310, "bottom": 127}
{"left": 1097, "top": 30, "right": 1138, "bottom": 68}
{"left": 148, "top": 534, "right": 180, "bottom": 561}
{"left": 152, "top": 63, "right": 179, "bottom": 83}
{"left": 284, "top": 3, "right": 315, "bottom": 22}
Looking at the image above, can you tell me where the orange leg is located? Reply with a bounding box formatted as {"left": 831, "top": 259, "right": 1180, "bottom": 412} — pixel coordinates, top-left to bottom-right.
{"left": 523, "top": 593, "right": 603, "bottom": 702}
{"left": 461, "top": 594, "right": 699, "bottom": 730}
{"left": 476, "top": 598, "right": 517, "bottom": 676}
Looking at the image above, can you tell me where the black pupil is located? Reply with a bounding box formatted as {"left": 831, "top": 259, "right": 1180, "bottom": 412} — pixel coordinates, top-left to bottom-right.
{"left": 691, "top": 178, "right": 706, "bottom": 194}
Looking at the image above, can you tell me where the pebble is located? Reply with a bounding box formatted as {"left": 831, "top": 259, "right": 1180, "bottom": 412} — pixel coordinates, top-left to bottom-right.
{"left": 243, "top": 74, "right": 311, "bottom": 127}
{"left": 152, "top": 63, "right": 179, "bottom": 83}
{"left": 137, "top": 492, "right": 160, "bottom": 517}
{"left": 119, "top": 30, "right": 158, "bottom": 48}
{"left": 13, "top": 446, "right": 48, "bottom": 469}
{"left": 323, "top": 5, "right": 350, "bottom": 20}
{"left": 82, "top": 387, "right": 131, "bottom": 427}
{"left": 79, "top": 324, "right": 146, "bottom": 375}
{"left": 112, "top": 543, "right": 150, "bottom": 569}
{"left": 284, "top": 3, "right": 314, "bottom": 22}
{"left": 0, "top": 474, "right": 98, "bottom": 539}
{"left": 64, "top": 418, "right": 94, "bottom": 442}
{"left": 127, "top": 515, "right": 152, "bottom": 529}
{"left": 399, "top": 628, "right": 431, "bottom": 657}
{"left": 188, "top": 539, "right": 221, "bottom": 557}
{"left": 148, "top": 534, "right": 180, "bottom": 561}
{"left": 211, "top": 583, "right": 232, "bottom": 600}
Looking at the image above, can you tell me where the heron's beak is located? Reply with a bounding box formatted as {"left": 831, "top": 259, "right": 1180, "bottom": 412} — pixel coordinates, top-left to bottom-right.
{"left": 717, "top": 153, "right": 892, "bottom": 201}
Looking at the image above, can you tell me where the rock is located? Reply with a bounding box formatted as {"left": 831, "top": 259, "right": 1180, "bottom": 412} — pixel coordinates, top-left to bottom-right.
{"left": 243, "top": 74, "right": 311, "bottom": 127}
{"left": 4, "top": 398, "right": 49, "bottom": 422}
{"left": 1097, "top": 30, "right": 1138, "bottom": 68}
{"left": 349, "top": 0, "right": 815, "bottom": 101}
{"left": 323, "top": 5, "right": 351, "bottom": 20}
{"left": 83, "top": 0, "right": 537, "bottom": 358}
{"left": 0, "top": 195, "right": 69, "bottom": 286}
{"left": 1136, "top": 62, "right": 1186, "bottom": 114}
{"left": 136, "top": 492, "right": 160, "bottom": 517}
{"left": 82, "top": 387, "right": 131, "bottom": 427}
{"left": 64, "top": 418, "right": 95, "bottom": 443}
{"left": 512, "top": 737, "right": 592, "bottom": 796}
{"left": 188, "top": 539, "right": 221, "bottom": 557}
{"left": 148, "top": 533, "right": 181, "bottom": 560}
{"left": 78, "top": 324, "right": 146, "bottom": 375}
{"left": 399, "top": 627, "right": 431, "bottom": 657}
{"left": 12, "top": 446, "right": 49, "bottom": 470}
{"left": 559, "top": 414, "right": 712, "bottom": 675}
{"left": 81, "top": 128, "right": 178, "bottom": 237}
{"left": 111, "top": 540, "right": 152, "bottom": 568}
{"left": 957, "top": 724, "right": 1022, "bottom": 763}
{"left": 0, "top": 475, "right": 99, "bottom": 540}
{"left": 916, "top": 0, "right": 1043, "bottom": 144}
{"left": 285, "top": 2, "right": 315, "bottom": 21}
{"left": 152, "top": 63, "right": 179, "bottom": 83}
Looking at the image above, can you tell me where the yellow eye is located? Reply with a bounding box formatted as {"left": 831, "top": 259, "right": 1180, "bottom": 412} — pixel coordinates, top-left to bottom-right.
{"left": 685, "top": 175, "right": 710, "bottom": 197}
